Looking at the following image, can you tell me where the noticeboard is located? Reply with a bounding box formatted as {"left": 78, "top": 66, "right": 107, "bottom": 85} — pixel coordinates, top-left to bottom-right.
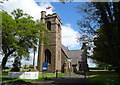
{"left": 42, "top": 62, "right": 48, "bottom": 71}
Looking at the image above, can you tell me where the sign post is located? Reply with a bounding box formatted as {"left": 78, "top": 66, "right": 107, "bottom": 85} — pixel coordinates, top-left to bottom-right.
{"left": 42, "top": 62, "right": 48, "bottom": 79}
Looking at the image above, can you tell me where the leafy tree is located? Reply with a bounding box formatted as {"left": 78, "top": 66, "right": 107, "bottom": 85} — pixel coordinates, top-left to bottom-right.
{"left": 0, "top": 11, "right": 2, "bottom": 53}
{"left": 29, "top": 65, "right": 34, "bottom": 68}
{"left": 2, "top": 11, "right": 16, "bottom": 69}
{"left": 13, "top": 56, "right": 21, "bottom": 68}
{"left": 1, "top": 9, "right": 49, "bottom": 69}
{"left": 77, "top": 2, "right": 120, "bottom": 73}
{"left": 96, "top": 61, "right": 109, "bottom": 70}
{"left": 0, "top": 0, "right": 8, "bottom": 4}
{"left": 93, "top": 2, "right": 120, "bottom": 73}
{"left": 33, "top": 46, "right": 36, "bottom": 68}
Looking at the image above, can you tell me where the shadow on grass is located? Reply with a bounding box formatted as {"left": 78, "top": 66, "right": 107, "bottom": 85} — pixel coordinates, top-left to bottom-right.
{"left": 2, "top": 78, "right": 16, "bottom": 81}
{"left": 2, "top": 80, "right": 32, "bottom": 85}
{"left": 87, "top": 71, "right": 119, "bottom": 85}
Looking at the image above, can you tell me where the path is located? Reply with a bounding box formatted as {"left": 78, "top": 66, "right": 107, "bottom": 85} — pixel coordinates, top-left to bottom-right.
{"left": 30, "top": 73, "right": 96, "bottom": 85}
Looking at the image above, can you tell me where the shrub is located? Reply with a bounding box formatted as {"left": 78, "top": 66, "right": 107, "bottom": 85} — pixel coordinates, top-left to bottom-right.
{"left": 11, "top": 67, "right": 20, "bottom": 72}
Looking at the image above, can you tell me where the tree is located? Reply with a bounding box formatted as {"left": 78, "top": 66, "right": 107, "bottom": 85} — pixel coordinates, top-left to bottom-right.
{"left": 1, "top": 9, "right": 49, "bottom": 69}
{"left": 0, "top": 0, "right": 8, "bottom": 3}
{"left": 11, "top": 56, "right": 21, "bottom": 72}
{"left": 77, "top": 2, "right": 120, "bottom": 72}
{"left": 96, "top": 61, "right": 109, "bottom": 70}
{"left": 2, "top": 11, "right": 16, "bottom": 69}
{"left": 93, "top": 2, "right": 120, "bottom": 72}
{"left": 33, "top": 46, "right": 36, "bottom": 68}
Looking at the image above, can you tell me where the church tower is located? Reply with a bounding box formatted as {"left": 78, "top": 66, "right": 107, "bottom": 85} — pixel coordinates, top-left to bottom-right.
{"left": 38, "top": 11, "right": 62, "bottom": 72}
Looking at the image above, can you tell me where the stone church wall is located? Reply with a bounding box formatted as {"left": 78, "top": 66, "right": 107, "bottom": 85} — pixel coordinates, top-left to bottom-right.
{"left": 61, "top": 50, "right": 72, "bottom": 73}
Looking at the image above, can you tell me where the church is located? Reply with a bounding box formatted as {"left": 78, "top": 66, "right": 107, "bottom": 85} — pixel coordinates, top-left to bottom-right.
{"left": 37, "top": 11, "right": 89, "bottom": 73}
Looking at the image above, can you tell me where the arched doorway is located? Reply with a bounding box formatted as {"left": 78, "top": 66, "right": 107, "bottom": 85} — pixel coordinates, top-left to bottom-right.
{"left": 45, "top": 49, "right": 51, "bottom": 64}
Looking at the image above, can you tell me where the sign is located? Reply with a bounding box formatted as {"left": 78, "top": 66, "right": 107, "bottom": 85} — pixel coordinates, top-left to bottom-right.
{"left": 8, "top": 72, "right": 39, "bottom": 79}
{"left": 42, "top": 62, "right": 48, "bottom": 71}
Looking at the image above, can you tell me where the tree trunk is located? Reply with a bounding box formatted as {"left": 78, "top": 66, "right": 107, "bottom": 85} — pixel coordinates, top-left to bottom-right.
{"left": 2, "top": 54, "right": 9, "bottom": 70}
{"left": 2, "top": 49, "right": 15, "bottom": 69}
{"left": 33, "top": 51, "right": 35, "bottom": 69}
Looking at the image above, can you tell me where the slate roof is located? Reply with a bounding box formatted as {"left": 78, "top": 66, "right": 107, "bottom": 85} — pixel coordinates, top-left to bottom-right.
{"left": 69, "top": 50, "right": 83, "bottom": 65}
{"left": 61, "top": 44, "right": 71, "bottom": 58}
{"left": 61, "top": 44, "right": 84, "bottom": 65}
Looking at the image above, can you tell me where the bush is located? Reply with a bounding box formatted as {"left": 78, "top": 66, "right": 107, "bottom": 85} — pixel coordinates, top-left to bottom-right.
{"left": 23, "top": 64, "right": 28, "bottom": 69}
{"left": 89, "top": 67, "right": 105, "bottom": 70}
{"left": 10, "top": 67, "right": 20, "bottom": 72}
{"left": 108, "top": 65, "right": 113, "bottom": 71}
{"left": 29, "top": 65, "right": 34, "bottom": 69}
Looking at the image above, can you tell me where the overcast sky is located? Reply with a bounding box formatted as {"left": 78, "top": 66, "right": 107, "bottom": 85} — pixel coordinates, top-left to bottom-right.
{"left": 1, "top": 0, "right": 97, "bottom": 67}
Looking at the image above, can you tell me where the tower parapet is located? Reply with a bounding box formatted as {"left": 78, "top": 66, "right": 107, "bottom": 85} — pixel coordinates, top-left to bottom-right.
{"left": 46, "top": 13, "right": 62, "bottom": 25}
{"left": 41, "top": 11, "right": 46, "bottom": 23}
{"left": 41, "top": 11, "right": 46, "bottom": 19}
{"left": 41, "top": 11, "right": 62, "bottom": 25}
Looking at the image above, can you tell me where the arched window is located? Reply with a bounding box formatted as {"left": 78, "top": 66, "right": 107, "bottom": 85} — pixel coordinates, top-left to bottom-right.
{"left": 45, "top": 49, "right": 51, "bottom": 64}
{"left": 47, "top": 21, "right": 51, "bottom": 31}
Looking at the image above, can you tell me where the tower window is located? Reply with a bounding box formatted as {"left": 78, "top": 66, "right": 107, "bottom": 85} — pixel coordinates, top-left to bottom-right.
{"left": 45, "top": 49, "right": 51, "bottom": 64}
{"left": 58, "top": 24, "right": 60, "bottom": 29}
{"left": 58, "top": 24, "right": 61, "bottom": 33}
{"left": 47, "top": 21, "right": 51, "bottom": 31}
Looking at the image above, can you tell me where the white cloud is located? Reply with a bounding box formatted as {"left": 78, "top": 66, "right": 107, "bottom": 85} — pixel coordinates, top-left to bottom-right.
{"left": 62, "top": 24, "right": 80, "bottom": 49}
{"left": 3, "top": 0, "right": 54, "bottom": 20}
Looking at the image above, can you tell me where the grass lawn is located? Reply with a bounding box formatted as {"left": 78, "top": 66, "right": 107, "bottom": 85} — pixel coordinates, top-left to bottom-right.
{"left": 1, "top": 70, "right": 74, "bottom": 82}
{"left": 87, "top": 71, "right": 119, "bottom": 85}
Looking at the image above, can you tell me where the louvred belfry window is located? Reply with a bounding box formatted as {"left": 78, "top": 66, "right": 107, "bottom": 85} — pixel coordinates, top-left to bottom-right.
{"left": 47, "top": 21, "right": 51, "bottom": 31}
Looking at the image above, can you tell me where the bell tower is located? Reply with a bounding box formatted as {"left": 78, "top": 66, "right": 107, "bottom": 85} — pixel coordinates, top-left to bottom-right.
{"left": 38, "top": 11, "right": 62, "bottom": 72}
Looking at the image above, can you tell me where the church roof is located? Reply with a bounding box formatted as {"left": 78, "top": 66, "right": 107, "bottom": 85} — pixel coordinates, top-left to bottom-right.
{"left": 61, "top": 44, "right": 71, "bottom": 59}
{"left": 69, "top": 50, "right": 83, "bottom": 65}
{"left": 61, "top": 44, "right": 84, "bottom": 65}
{"left": 69, "top": 50, "right": 83, "bottom": 59}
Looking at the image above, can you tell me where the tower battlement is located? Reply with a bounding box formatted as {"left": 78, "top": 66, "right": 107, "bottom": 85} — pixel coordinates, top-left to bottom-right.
{"left": 41, "top": 11, "right": 62, "bottom": 24}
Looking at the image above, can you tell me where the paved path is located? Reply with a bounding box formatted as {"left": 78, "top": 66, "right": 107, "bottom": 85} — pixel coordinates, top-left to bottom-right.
{"left": 30, "top": 74, "right": 96, "bottom": 85}
{"left": 59, "top": 74, "right": 85, "bottom": 78}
